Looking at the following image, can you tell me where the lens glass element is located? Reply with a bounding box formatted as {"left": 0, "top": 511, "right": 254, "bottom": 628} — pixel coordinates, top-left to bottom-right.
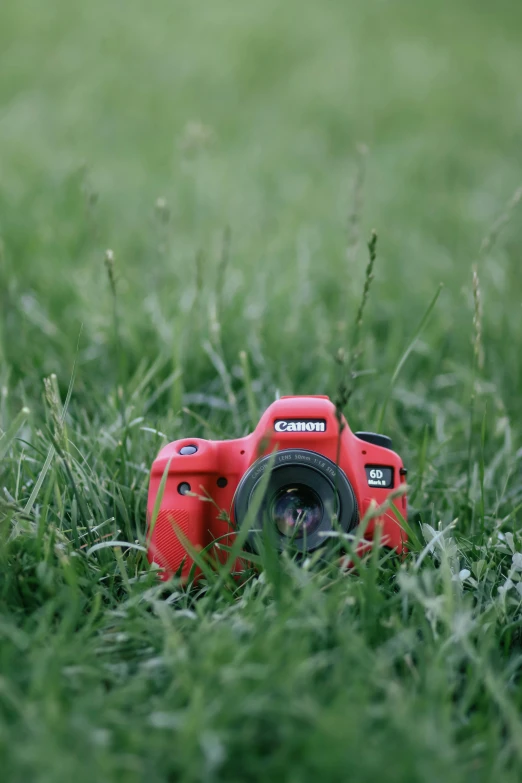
{"left": 270, "top": 484, "right": 323, "bottom": 539}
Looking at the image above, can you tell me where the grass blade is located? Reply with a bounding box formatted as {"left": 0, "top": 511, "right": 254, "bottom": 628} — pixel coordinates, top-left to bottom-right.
{"left": 376, "top": 283, "right": 443, "bottom": 431}
{"left": 0, "top": 407, "right": 30, "bottom": 461}
{"left": 146, "top": 458, "right": 172, "bottom": 546}
{"left": 24, "top": 338, "right": 80, "bottom": 515}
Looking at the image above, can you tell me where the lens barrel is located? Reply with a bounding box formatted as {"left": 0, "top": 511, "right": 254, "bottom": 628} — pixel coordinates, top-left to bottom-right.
{"left": 233, "top": 449, "right": 358, "bottom": 553}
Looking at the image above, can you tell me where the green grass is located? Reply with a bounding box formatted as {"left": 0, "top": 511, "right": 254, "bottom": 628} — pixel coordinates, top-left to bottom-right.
{"left": 2, "top": 0, "right": 522, "bottom": 780}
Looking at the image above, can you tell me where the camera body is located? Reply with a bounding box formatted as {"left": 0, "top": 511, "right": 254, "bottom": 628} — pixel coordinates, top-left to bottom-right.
{"left": 147, "top": 395, "right": 407, "bottom": 579}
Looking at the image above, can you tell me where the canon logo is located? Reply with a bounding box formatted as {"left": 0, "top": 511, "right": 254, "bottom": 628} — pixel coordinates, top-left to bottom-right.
{"left": 274, "top": 419, "right": 327, "bottom": 433}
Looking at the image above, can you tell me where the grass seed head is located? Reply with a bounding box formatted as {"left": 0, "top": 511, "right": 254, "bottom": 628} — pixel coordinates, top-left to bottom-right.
{"left": 104, "top": 248, "right": 117, "bottom": 296}
{"left": 472, "top": 265, "right": 484, "bottom": 371}
{"left": 334, "top": 229, "right": 378, "bottom": 418}
{"left": 43, "top": 373, "right": 67, "bottom": 451}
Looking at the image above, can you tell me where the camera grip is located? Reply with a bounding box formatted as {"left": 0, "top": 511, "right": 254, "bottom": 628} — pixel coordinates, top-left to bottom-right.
{"left": 147, "top": 474, "right": 207, "bottom": 578}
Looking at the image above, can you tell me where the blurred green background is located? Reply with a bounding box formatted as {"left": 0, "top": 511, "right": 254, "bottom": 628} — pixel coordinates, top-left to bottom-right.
{"left": 2, "top": 0, "right": 522, "bottom": 413}
{"left": 2, "top": 1, "right": 522, "bottom": 781}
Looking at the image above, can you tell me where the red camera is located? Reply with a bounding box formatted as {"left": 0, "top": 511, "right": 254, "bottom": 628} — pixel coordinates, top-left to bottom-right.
{"left": 146, "top": 395, "right": 407, "bottom": 579}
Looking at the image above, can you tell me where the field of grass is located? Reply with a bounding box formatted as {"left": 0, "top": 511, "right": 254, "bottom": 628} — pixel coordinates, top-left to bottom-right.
{"left": 2, "top": 0, "right": 522, "bottom": 780}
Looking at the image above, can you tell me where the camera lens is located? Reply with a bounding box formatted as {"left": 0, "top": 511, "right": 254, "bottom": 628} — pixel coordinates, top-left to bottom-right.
{"left": 270, "top": 484, "right": 323, "bottom": 539}
{"left": 233, "top": 449, "right": 358, "bottom": 554}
